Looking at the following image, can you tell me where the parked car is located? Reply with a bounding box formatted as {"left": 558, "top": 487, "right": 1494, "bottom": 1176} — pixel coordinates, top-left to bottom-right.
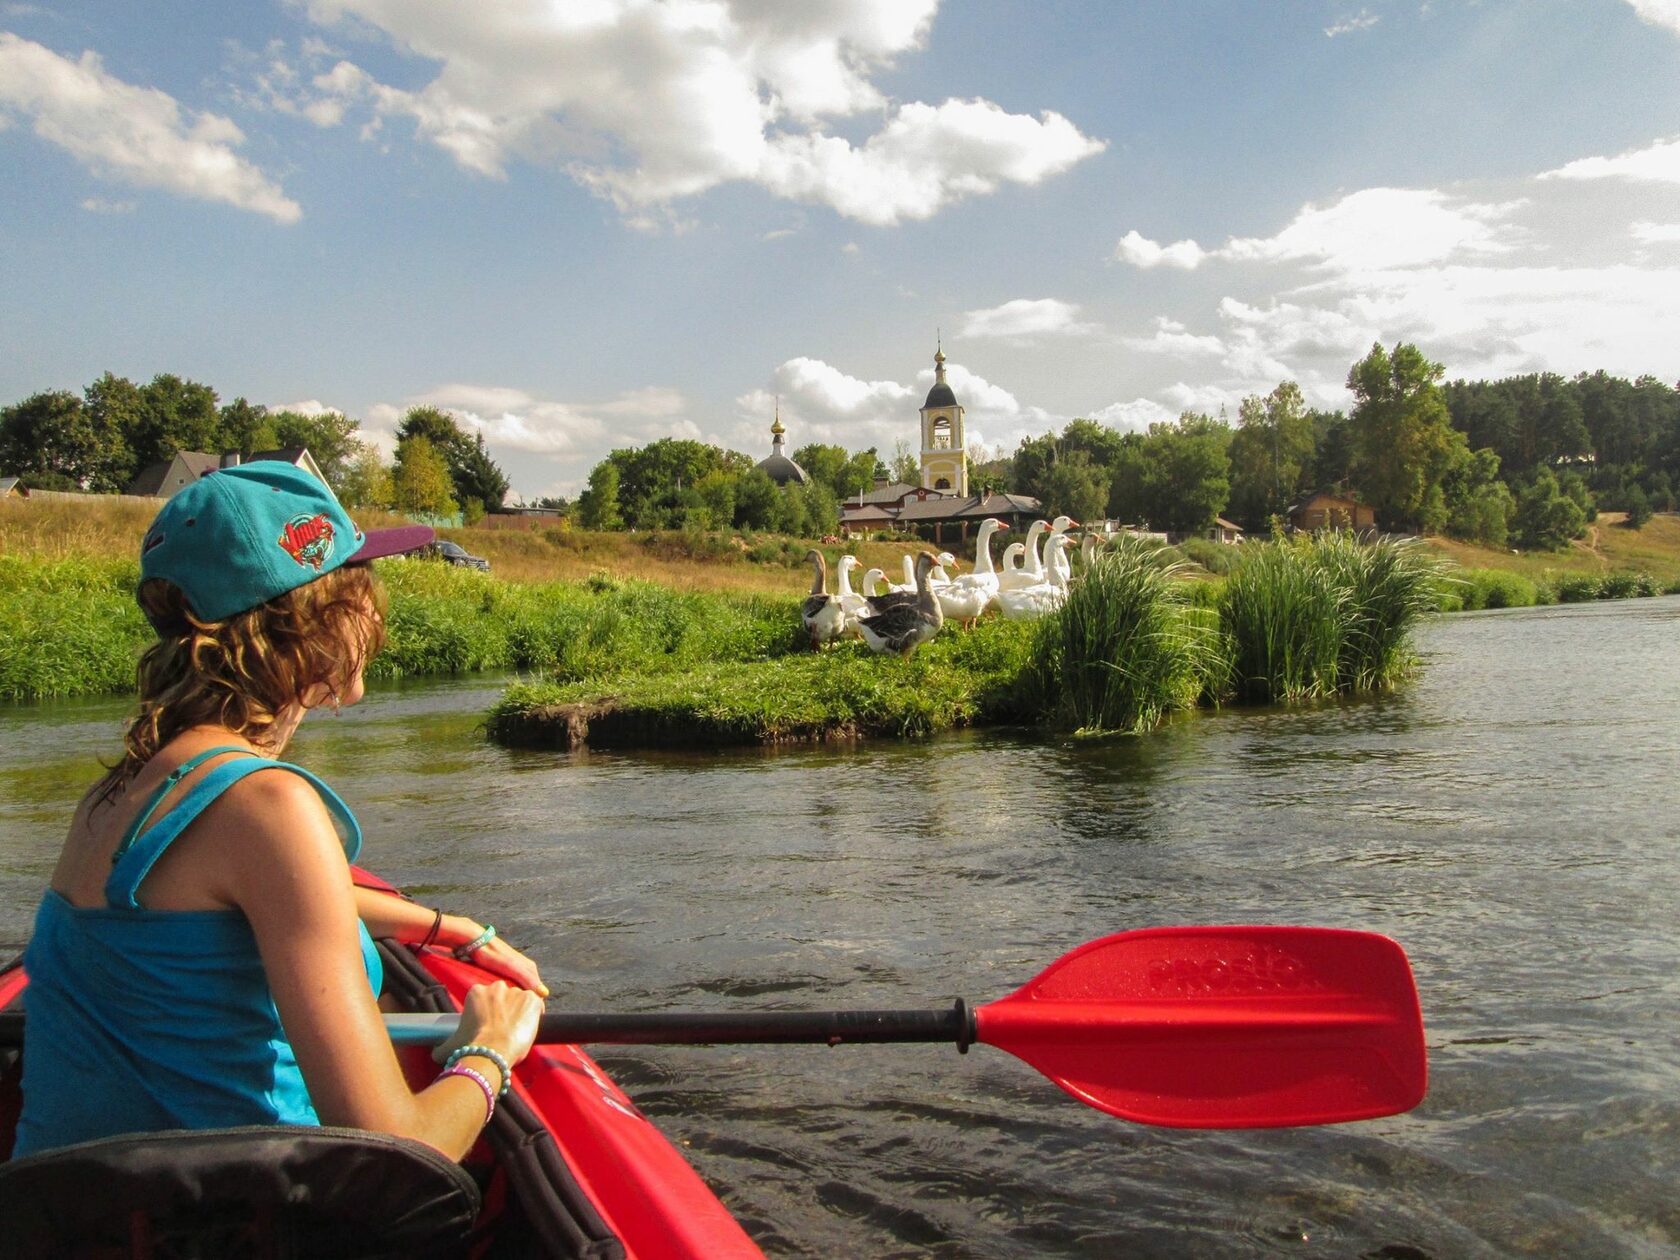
{"left": 408, "top": 539, "right": 491, "bottom": 571}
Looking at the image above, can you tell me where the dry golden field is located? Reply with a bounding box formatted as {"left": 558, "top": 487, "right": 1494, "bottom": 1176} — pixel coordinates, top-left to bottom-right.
{"left": 6, "top": 493, "right": 1679, "bottom": 593}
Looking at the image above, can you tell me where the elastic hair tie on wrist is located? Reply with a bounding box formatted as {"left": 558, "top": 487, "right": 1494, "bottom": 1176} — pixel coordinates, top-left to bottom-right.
{"left": 453, "top": 924, "right": 497, "bottom": 960}
{"left": 416, "top": 908, "right": 444, "bottom": 953}
{"left": 438, "top": 1064, "right": 496, "bottom": 1124}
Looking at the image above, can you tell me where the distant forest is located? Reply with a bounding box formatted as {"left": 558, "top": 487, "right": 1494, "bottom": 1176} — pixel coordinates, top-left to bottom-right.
{"left": 4, "top": 343, "right": 1677, "bottom": 551}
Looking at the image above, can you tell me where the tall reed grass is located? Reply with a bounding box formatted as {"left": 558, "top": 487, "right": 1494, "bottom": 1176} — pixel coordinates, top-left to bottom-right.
{"left": 1026, "top": 534, "right": 1213, "bottom": 735}
{"left": 1217, "top": 532, "right": 1445, "bottom": 704}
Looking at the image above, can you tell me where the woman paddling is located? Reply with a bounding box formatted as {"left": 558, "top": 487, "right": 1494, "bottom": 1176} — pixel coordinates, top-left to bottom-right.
{"left": 12, "top": 462, "right": 546, "bottom": 1161}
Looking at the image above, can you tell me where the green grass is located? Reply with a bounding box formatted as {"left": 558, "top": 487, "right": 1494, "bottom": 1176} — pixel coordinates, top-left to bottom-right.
{"left": 487, "top": 619, "right": 1038, "bottom": 748}
{"left": 1216, "top": 533, "right": 1445, "bottom": 705}
{"left": 1026, "top": 535, "right": 1214, "bottom": 735}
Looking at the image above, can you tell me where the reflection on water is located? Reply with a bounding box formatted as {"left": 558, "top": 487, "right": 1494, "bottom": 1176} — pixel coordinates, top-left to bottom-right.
{"left": 3, "top": 601, "right": 1679, "bottom": 1257}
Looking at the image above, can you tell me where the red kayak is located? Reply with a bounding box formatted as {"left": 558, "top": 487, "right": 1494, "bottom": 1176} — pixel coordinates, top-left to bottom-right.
{"left": 1, "top": 868, "right": 1428, "bottom": 1256}
{"left": 0, "top": 868, "right": 764, "bottom": 1259}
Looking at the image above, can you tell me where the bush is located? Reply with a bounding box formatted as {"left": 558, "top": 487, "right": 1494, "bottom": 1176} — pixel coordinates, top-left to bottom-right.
{"left": 1174, "top": 536, "right": 1239, "bottom": 576}
{"left": 1456, "top": 569, "right": 1541, "bottom": 611}
{"left": 1553, "top": 574, "right": 1602, "bottom": 603}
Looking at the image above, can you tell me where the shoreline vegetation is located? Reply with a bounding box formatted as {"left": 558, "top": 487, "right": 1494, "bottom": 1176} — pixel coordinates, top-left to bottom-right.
{"left": 5, "top": 499, "right": 1680, "bottom": 742}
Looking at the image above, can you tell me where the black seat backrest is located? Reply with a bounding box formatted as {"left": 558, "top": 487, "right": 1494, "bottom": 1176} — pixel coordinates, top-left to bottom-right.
{"left": 0, "top": 1125, "right": 481, "bottom": 1260}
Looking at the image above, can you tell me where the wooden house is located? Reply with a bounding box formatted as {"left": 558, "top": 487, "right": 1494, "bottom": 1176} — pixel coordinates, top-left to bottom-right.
{"left": 1287, "top": 491, "right": 1376, "bottom": 533}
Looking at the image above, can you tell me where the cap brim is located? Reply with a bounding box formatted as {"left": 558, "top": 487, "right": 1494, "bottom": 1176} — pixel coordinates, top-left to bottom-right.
{"left": 349, "top": 524, "right": 436, "bottom": 563}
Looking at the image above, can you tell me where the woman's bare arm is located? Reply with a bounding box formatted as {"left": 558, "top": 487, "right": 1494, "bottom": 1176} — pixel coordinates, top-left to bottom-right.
{"left": 351, "top": 885, "right": 549, "bottom": 997}
{"left": 215, "top": 771, "right": 540, "bottom": 1159}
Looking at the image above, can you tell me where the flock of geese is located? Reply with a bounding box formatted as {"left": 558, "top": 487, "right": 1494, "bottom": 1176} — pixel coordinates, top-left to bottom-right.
{"left": 802, "top": 515, "right": 1100, "bottom": 655}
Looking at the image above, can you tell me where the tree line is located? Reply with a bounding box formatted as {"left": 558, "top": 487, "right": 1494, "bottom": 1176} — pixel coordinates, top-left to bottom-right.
{"left": 1008, "top": 344, "right": 1679, "bottom": 550}
{"left": 8, "top": 348, "right": 1677, "bottom": 551}
{"left": 0, "top": 374, "right": 509, "bottom": 522}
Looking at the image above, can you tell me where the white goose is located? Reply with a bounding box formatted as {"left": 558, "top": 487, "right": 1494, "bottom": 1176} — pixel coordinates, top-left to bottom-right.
{"left": 996, "top": 519, "right": 1050, "bottom": 592}
{"left": 835, "top": 555, "right": 871, "bottom": 635}
{"left": 886, "top": 553, "right": 918, "bottom": 595}
{"left": 930, "top": 551, "right": 958, "bottom": 587}
{"left": 997, "top": 534, "right": 1073, "bottom": 622}
{"left": 936, "top": 518, "right": 1006, "bottom": 627}
{"left": 800, "top": 549, "right": 846, "bottom": 648}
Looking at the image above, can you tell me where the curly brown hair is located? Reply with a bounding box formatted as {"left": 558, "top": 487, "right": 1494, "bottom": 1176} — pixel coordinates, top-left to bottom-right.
{"left": 95, "top": 564, "right": 387, "bottom": 799}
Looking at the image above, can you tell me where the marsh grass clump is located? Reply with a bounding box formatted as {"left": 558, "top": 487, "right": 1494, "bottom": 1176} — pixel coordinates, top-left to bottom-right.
{"left": 1027, "top": 535, "right": 1212, "bottom": 735}
{"left": 1217, "top": 532, "right": 1444, "bottom": 704}
{"left": 1218, "top": 539, "right": 1347, "bottom": 703}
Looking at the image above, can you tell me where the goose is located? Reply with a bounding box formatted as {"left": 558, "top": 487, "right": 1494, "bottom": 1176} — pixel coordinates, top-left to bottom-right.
{"left": 861, "top": 567, "right": 889, "bottom": 597}
{"left": 800, "top": 549, "right": 846, "bottom": 649}
{"left": 835, "top": 555, "right": 871, "bottom": 634}
{"left": 886, "top": 553, "right": 918, "bottom": 595}
{"left": 929, "top": 551, "right": 958, "bottom": 587}
{"left": 996, "top": 519, "right": 1050, "bottom": 591}
{"left": 999, "top": 541, "right": 1026, "bottom": 581}
{"left": 936, "top": 518, "right": 1006, "bottom": 627}
{"left": 997, "top": 535, "right": 1073, "bottom": 622}
{"left": 857, "top": 551, "right": 944, "bottom": 656}
{"left": 1078, "top": 531, "right": 1105, "bottom": 572}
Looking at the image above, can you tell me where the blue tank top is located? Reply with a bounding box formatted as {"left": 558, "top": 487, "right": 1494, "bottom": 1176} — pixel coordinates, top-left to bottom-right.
{"left": 13, "top": 747, "right": 383, "bottom": 1157}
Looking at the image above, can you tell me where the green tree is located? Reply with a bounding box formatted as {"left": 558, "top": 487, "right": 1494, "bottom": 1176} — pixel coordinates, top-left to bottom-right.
{"left": 1440, "top": 447, "right": 1513, "bottom": 547}
{"left": 0, "top": 391, "right": 101, "bottom": 487}
{"left": 270, "top": 410, "right": 362, "bottom": 495}
{"left": 577, "top": 461, "right": 623, "bottom": 530}
{"left": 1226, "top": 382, "right": 1317, "bottom": 531}
{"left": 890, "top": 440, "right": 919, "bottom": 485}
{"left": 1346, "top": 342, "right": 1465, "bottom": 530}
{"left": 693, "top": 470, "right": 737, "bottom": 530}
{"left": 81, "top": 372, "right": 143, "bottom": 491}
{"left": 732, "top": 467, "right": 779, "bottom": 530}
{"left": 219, "top": 398, "right": 279, "bottom": 454}
{"left": 338, "top": 441, "right": 394, "bottom": 510}
{"left": 391, "top": 436, "right": 458, "bottom": 518}
{"left": 132, "top": 374, "right": 221, "bottom": 471}
{"left": 396, "top": 407, "right": 508, "bottom": 513}
{"left": 1138, "top": 413, "right": 1232, "bottom": 533}
{"left": 1624, "top": 483, "right": 1653, "bottom": 529}
{"left": 1042, "top": 449, "right": 1110, "bottom": 522}
{"left": 1512, "top": 469, "right": 1586, "bottom": 551}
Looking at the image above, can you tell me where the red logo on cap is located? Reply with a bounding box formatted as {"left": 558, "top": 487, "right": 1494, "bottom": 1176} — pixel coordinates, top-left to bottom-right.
{"left": 279, "top": 513, "right": 336, "bottom": 570}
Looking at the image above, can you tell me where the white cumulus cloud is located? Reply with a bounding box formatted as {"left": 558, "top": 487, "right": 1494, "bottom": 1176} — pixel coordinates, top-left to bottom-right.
{"left": 960, "top": 298, "right": 1097, "bottom": 340}
{"left": 1625, "top": 0, "right": 1680, "bottom": 34}
{"left": 1114, "top": 229, "right": 1207, "bottom": 270}
{"left": 0, "top": 33, "right": 300, "bottom": 222}
{"left": 280, "top": 1, "right": 1103, "bottom": 224}
{"left": 1540, "top": 134, "right": 1680, "bottom": 184}
{"left": 1632, "top": 220, "right": 1680, "bottom": 242}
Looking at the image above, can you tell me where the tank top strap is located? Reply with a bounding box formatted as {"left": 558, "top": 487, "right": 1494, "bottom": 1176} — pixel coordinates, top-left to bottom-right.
{"left": 105, "top": 756, "right": 364, "bottom": 911}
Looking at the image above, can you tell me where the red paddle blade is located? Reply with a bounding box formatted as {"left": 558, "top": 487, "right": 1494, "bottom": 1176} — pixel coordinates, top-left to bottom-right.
{"left": 975, "top": 926, "right": 1426, "bottom": 1128}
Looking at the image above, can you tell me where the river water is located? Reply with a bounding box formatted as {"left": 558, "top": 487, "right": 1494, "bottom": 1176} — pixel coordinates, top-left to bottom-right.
{"left": 3, "top": 598, "right": 1677, "bottom": 1258}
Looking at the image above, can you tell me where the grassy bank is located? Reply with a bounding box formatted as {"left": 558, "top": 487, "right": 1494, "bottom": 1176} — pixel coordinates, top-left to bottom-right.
{"left": 490, "top": 533, "right": 1446, "bottom": 748}
{"left": 5, "top": 494, "right": 1678, "bottom": 714}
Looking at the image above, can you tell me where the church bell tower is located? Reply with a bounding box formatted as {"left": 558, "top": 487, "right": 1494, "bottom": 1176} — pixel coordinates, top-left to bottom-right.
{"left": 918, "top": 344, "right": 966, "bottom": 495}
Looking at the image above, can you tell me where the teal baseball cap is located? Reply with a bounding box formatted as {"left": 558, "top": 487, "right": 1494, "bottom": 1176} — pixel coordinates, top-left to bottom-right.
{"left": 138, "top": 462, "right": 433, "bottom": 626}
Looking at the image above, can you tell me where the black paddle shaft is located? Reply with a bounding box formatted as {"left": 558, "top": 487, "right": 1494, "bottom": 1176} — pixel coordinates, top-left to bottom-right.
{"left": 532, "top": 1000, "right": 976, "bottom": 1049}
{"left": 0, "top": 1002, "right": 978, "bottom": 1051}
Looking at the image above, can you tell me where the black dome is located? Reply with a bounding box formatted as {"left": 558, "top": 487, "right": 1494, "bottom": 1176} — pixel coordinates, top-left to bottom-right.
{"left": 923, "top": 383, "right": 957, "bottom": 409}
{"left": 757, "top": 454, "right": 808, "bottom": 485}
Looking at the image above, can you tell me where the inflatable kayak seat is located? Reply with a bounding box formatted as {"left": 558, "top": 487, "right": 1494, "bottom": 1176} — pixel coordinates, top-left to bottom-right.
{"left": 0, "top": 1124, "right": 481, "bottom": 1260}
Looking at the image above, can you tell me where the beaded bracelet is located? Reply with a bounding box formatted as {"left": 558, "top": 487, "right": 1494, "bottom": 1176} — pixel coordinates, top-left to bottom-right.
{"left": 438, "top": 1064, "right": 496, "bottom": 1125}
{"left": 452, "top": 924, "right": 497, "bottom": 960}
{"left": 445, "top": 1043, "right": 512, "bottom": 1097}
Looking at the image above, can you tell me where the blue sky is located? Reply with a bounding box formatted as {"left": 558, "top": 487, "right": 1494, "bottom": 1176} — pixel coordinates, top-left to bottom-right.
{"left": 3, "top": 1, "right": 1679, "bottom": 499}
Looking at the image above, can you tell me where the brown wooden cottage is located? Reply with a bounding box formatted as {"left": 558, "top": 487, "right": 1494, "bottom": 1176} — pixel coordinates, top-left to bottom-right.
{"left": 1287, "top": 491, "right": 1377, "bottom": 533}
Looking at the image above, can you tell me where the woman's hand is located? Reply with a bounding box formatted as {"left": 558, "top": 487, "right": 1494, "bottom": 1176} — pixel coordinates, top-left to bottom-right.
{"left": 444, "top": 915, "right": 549, "bottom": 997}
{"left": 433, "top": 981, "right": 544, "bottom": 1074}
